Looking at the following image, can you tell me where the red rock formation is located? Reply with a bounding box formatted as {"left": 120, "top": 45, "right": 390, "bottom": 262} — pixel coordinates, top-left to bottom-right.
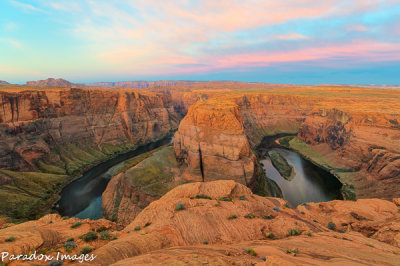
{"left": 0, "top": 87, "right": 180, "bottom": 171}
{"left": 1, "top": 180, "right": 400, "bottom": 265}
{"left": 174, "top": 87, "right": 400, "bottom": 199}
{"left": 174, "top": 99, "right": 257, "bottom": 185}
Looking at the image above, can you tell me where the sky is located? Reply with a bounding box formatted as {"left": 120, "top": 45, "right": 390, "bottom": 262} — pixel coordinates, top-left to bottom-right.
{"left": 0, "top": 0, "right": 400, "bottom": 84}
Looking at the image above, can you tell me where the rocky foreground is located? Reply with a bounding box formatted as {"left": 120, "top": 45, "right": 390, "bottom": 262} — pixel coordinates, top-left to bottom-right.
{"left": 0, "top": 180, "right": 399, "bottom": 265}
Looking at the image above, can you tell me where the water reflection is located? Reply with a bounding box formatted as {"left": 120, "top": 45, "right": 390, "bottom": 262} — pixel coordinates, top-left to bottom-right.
{"left": 260, "top": 148, "right": 342, "bottom": 207}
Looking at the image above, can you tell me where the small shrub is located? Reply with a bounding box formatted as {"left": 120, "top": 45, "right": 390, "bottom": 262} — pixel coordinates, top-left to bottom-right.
{"left": 111, "top": 235, "right": 118, "bottom": 240}
{"left": 313, "top": 219, "right": 319, "bottom": 223}
{"left": 5, "top": 236, "right": 15, "bottom": 242}
{"left": 367, "top": 243, "right": 374, "bottom": 248}
{"left": 100, "top": 230, "right": 110, "bottom": 240}
{"left": 245, "top": 214, "right": 255, "bottom": 219}
{"left": 286, "top": 248, "right": 298, "bottom": 255}
{"left": 288, "top": 229, "right": 300, "bottom": 236}
{"left": 216, "top": 197, "right": 232, "bottom": 202}
{"left": 261, "top": 256, "right": 267, "bottom": 261}
{"left": 328, "top": 222, "right": 336, "bottom": 231}
{"left": 144, "top": 222, "right": 152, "bottom": 227}
{"left": 81, "top": 246, "right": 92, "bottom": 254}
{"left": 70, "top": 222, "right": 82, "bottom": 229}
{"left": 283, "top": 203, "right": 290, "bottom": 208}
{"left": 67, "top": 237, "right": 74, "bottom": 242}
{"left": 239, "top": 196, "right": 245, "bottom": 200}
{"left": 175, "top": 203, "right": 185, "bottom": 211}
{"left": 203, "top": 241, "right": 208, "bottom": 245}
{"left": 273, "top": 207, "right": 280, "bottom": 212}
{"left": 338, "top": 229, "right": 345, "bottom": 233}
{"left": 228, "top": 214, "right": 238, "bottom": 219}
{"left": 64, "top": 241, "right": 76, "bottom": 249}
{"left": 265, "top": 232, "right": 274, "bottom": 239}
{"left": 307, "top": 232, "right": 312, "bottom": 237}
{"left": 82, "top": 232, "right": 98, "bottom": 242}
{"left": 248, "top": 248, "right": 257, "bottom": 256}
{"left": 195, "top": 194, "right": 211, "bottom": 200}
{"left": 61, "top": 216, "right": 69, "bottom": 220}
{"left": 263, "top": 214, "right": 274, "bottom": 220}
{"left": 134, "top": 226, "right": 141, "bottom": 231}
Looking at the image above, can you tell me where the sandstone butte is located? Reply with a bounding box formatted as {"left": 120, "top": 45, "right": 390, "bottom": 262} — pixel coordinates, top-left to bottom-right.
{"left": 0, "top": 82, "right": 400, "bottom": 265}
{"left": 0, "top": 180, "right": 399, "bottom": 265}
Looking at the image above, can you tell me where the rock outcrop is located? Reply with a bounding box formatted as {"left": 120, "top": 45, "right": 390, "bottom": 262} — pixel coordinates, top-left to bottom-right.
{"left": 0, "top": 87, "right": 180, "bottom": 171}
{"left": 102, "top": 146, "right": 182, "bottom": 225}
{"left": 0, "top": 81, "right": 10, "bottom": 85}
{"left": 1, "top": 181, "right": 400, "bottom": 265}
{"left": 174, "top": 86, "right": 400, "bottom": 200}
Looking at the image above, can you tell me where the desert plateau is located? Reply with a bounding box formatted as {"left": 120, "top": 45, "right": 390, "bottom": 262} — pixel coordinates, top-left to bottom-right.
{"left": 1, "top": 0, "right": 400, "bottom": 265}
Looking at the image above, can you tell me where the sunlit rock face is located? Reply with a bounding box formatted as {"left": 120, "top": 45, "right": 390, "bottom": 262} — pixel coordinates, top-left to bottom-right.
{"left": 0, "top": 87, "right": 180, "bottom": 171}
{"left": 174, "top": 87, "right": 400, "bottom": 200}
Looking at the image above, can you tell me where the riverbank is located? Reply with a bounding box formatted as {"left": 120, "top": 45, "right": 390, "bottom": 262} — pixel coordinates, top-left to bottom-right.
{"left": 0, "top": 131, "right": 176, "bottom": 223}
{"left": 56, "top": 133, "right": 175, "bottom": 220}
{"left": 277, "top": 136, "right": 357, "bottom": 200}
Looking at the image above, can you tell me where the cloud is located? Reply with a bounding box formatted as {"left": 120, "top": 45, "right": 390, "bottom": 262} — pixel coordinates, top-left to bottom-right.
{"left": 347, "top": 24, "right": 369, "bottom": 32}
{"left": 0, "top": 38, "right": 23, "bottom": 48}
{"left": 9, "top": 0, "right": 45, "bottom": 12}
{"left": 276, "top": 33, "right": 309, "bottom": 40}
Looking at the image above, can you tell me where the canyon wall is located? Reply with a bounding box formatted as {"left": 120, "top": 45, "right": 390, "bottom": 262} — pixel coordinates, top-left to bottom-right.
{"left": 174, "top": 88, "right": 400, "bottom": 200}
{"left": 0, "top": 87, "right": 181, "bottom": 172}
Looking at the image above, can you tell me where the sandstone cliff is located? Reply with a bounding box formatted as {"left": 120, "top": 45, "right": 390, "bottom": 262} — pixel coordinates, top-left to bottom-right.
{"left": 174, "top": 87, "right": 400, "bottom": 200}
{"left": 102, "top": 145, "right": 182, "bottom": 226}
{"left": 0, "top": 86, "right": 181, "bottom": 220}
{"left": 1, "top": 181, "right": 400, "bottom": 265}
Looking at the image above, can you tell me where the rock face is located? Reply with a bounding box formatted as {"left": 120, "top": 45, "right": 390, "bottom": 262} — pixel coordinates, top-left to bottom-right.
{"left": 174, "top": 87, "right": 400, "bottom": 200}
{"left": 102, "top": 146, "right": 182, "bottom": 226}
{"left": 0, "top": 87, "right": 180, "bottom": 171}
{"left": 1, "top": 181, "right": 400, "bottom": 265}
{"left": 174, "top": 99, "right": 256, "bottom": 185}
{"left": 94, "top": 181, "right": 400, "bottom": 265}
{"left": 0, "top": 81, "right": 10, "bottom": 85}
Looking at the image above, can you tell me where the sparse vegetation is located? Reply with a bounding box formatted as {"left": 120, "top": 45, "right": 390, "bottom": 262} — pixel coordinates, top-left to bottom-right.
{"left": 5, "top": 236, "right": 15, "bottom": 242}
{"left": 144, "top": 222, "right": 152, "bottom": 227}
{"left": 288, "top": 228, "right": 300, "bottom": 236}
{"left": 286, "top": 248, "right": 299, "bottom": 255}
{"left": 263, "top": 214, "right": 274, "bottom": 219}
{"left": 82, "top": 232, "right": 98, "bottom": 242}
{"left": 100, "top": 230, "right": 111, "bottom": 240}
{"left": 81, "top": 246, "right": 92, "bottom": 254}
{"left": 265, "top": 232, "right": 275, "bottom": 239}
{"left": 273, "top": 207, "right": 280, "bottom": 212}
{"left": 175, "top": 203, "right": 185, "bottom": 211}
{"left": 328, "top": 222, "right": 336, "bottom": 231}
{"left": 134, "top": 226, "right": 141, "bottom": 231}
{"left": 307, "top": 232, "right": 312, "bottom": 237}
{"left": 245, "top": 214, "right": 255, "bottom": 219}
{"left": 195, "top": 194, "right": 212, "bottom": 200}
{"left": 247, "top": 248, "right": 257, "bottom": 256}
{"left": 71, "top": 222, "right": 82, "bottom": 228}
{"left": 239, "top": 196, "right": 245, "bottom": 200}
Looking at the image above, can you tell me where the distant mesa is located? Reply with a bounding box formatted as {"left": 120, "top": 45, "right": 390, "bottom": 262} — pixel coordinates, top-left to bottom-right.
{"left": 26, "top": 78, "right": 75, "bottom": 87}
{"left": 0, "top": 80, "right": 10, "bottom": 85}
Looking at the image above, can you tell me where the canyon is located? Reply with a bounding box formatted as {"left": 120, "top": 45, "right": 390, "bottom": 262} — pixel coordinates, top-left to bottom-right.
{"left": 0, "top": 86, "right": 180, "bottom": 221}
{"left": 0, "top": 81, "right": 399, "bottom": 265}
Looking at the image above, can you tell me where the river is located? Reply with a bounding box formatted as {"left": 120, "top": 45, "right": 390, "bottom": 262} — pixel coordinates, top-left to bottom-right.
{"left": 258, "top": 136, "right": 343, "bottom": 207}
{"left": 55, "top": 135, "right": 173, "bottom": 220}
